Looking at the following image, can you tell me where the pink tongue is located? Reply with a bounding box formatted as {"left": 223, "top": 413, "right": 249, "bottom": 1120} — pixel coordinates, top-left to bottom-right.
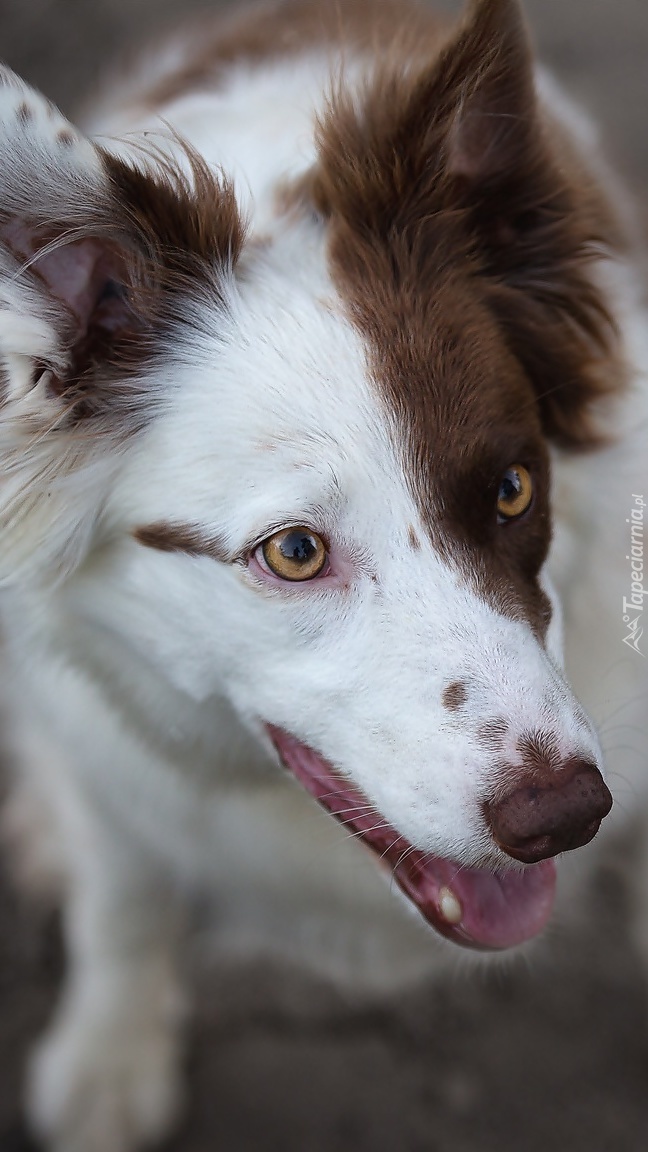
{"left": 267, "top": 726, "right": 556, "bottom": 951}
{"left": 393, "top": 849, "right": 556, "bottom": 950}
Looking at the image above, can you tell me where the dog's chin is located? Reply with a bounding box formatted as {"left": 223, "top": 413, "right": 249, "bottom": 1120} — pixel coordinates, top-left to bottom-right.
{"left": 266, "top": 726, "right": 556, "bottom": 952}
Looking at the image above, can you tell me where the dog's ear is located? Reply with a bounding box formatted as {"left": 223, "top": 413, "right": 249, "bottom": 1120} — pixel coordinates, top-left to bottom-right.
{"left": 437, "top": 0, "right": 623, "bottom": 448}
{"left": 0, "top": 67, "right": 244, "bottom": 586}
{"left": 438, "top": 0, "right": 538, "bottom": 183}
{"left": 315, "top": 0, "right": 623, "bottom": 449}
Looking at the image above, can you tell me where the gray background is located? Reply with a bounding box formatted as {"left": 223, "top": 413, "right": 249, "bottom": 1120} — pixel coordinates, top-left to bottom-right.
{"left": 0, "top": 2, "right": 647, "bottom": 1151}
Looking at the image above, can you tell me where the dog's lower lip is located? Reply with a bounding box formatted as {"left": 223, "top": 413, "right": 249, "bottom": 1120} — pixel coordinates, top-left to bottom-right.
{"left": 266, "top": 725, "right": 556, "bottom": 952}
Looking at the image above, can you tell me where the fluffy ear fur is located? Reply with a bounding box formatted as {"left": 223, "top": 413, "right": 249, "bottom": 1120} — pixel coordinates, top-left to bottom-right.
{"left": 0, "top": 67, "right": 244, "bottom": 586}
{"left": 442, "top": 0, "right": 537, "bottom": 182}
{"left": 441, "top": 0, "right": 625, "bottom": 448}
{"left": 313, "top": 0, "right": 625, "bottom": 449}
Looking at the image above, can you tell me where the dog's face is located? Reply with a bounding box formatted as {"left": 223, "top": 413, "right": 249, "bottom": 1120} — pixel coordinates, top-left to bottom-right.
{"left": 0, "top": 0, "right": 621, "bottom": 949}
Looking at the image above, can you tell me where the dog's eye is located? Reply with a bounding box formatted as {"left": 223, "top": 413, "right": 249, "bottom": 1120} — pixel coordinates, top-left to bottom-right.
{"left": 260, "top": 527, "right": 328, "bottom": 581}
{"left": 497, "top": 465, "right": 533, "bottom": 521}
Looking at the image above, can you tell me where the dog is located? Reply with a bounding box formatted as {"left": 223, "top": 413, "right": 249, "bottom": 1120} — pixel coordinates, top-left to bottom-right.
{"left": 0, "top": 0, "right": 646, "bottom": 1148}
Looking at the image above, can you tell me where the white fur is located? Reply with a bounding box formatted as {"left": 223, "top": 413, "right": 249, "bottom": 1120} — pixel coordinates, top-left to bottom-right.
{"left": 0, "top": 19, "right": 646, "bottom": 1152}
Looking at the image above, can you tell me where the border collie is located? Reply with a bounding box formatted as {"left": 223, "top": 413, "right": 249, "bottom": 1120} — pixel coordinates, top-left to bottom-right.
{"left": 0, "top": 0, "right": 646, "bottom": 1148}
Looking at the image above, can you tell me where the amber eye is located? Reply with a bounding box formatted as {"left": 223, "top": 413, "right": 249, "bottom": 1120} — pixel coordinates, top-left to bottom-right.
{"left": 497, "top": 465, "right": 533, "bottom": 521}
{"left": 260, "top": 527, "right": 327, "bottom": 581}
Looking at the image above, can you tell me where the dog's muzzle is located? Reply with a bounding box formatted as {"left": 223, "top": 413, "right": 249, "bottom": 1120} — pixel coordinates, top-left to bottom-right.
{"left": 266, "top": 725, "right": 561, "bottom": 952}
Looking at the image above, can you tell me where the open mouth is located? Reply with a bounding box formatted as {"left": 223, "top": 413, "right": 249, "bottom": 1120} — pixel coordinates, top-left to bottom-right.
{"left": 267, "top": 726, "right": 556, "bottom": 951}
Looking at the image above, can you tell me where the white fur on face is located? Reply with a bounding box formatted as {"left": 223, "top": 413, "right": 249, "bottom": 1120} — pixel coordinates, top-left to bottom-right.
{"left": 0, "top": 54, "right": 604, "bottom": 879}
{"left": 77, "top": 224, "right": 603, "bottom": 870}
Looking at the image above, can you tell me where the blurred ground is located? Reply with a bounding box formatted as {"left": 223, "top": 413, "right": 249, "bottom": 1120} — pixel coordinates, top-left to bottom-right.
{"left": 0, "top": 1, "right": 647, "bottom": 1150}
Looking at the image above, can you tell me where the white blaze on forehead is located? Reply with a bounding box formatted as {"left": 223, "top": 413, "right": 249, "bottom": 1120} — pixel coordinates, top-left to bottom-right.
{"left": 121, "top": 222, "right": 414, "bottom": 539}
{"left": 93, "top": 54, "right": 366, "bottom": 234}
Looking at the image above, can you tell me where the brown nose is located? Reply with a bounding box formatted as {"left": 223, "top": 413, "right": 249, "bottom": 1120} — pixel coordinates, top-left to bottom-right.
{"left": 485, "top": 759, "right": 612, "bottom": 864}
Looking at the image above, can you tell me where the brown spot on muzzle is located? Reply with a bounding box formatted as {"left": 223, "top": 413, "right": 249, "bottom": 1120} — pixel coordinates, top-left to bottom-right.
{"left": 484, "top": 759, "right": 612, "bottom": 864}
{"left": 442, "top": 680, "right": 467, "bottom": 711}
{"left": 517, "top": 728, "right": 561, "bottom": 773}
{"left": 476, "top": 718, "right": 508, "bottom": 749}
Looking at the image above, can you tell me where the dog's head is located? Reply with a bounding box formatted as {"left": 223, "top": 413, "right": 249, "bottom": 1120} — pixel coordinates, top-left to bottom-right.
{"left": 0, "top": 0, "right": 623, "bottom": 948}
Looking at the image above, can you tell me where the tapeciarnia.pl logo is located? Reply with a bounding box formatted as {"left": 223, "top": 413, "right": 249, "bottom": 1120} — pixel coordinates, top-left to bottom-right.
{"left": 622, "top": 494, "right": 645, "bottom": 656}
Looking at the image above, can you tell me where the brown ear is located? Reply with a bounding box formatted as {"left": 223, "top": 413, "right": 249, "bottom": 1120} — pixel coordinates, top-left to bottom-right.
{"left": 0, "top": 64, "right": 245, "bottom": 424}
{"left": 2, "top": 145, "right": 245, "bottom": 423}
{"left": 0, "top": 67, "right": 246, "bottom": 587}
{"left": 444, "top": 0, "right": 538, "bottom": 180}
{"left": 315, "top": 0, "right": 624, "bottom": 450}
{"left": 441, "top": 0, "right": 624, "bottom": 449}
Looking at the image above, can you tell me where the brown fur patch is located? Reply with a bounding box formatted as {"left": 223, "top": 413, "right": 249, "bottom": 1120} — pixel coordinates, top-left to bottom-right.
{"left": 134, "top": 521, "right": 230, "bottom": 563}
{"left": 16, "top": 143, "right": 245, "bottom": 427}
{"left": 100, "top": 141, "right": 245, "bottom": 301}
{"left": 517, "top": 729, "right": 561, "bottom": 774}
{"left": 407, "top": 524, "right": 421, "bottom": 551}
{"left": 442, "top": 680, "right": 468, "bottom": 711}
{"left": 477, "top": 718, "right": 509, "bottom": 749}
{"left": 308, "top": 0, "right": 626, "bottom": 627}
